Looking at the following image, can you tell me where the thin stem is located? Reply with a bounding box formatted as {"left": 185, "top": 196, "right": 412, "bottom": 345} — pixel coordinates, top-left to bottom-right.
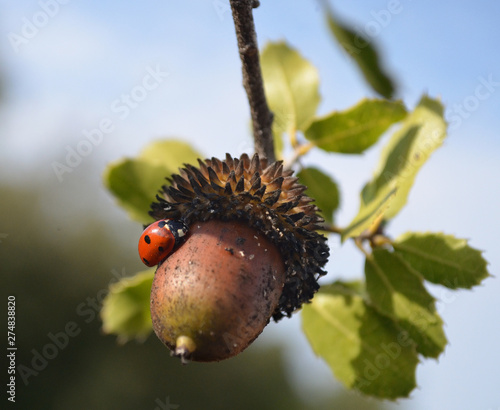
{"left": 370, "top": 234, "right": 393, "bottom": 248}
{"left": 354, "top": 237, "right": 371, "bottom": 259}
{"left": 320, "top": 223, "right": 343, "bottom": 235}
{"left": 284, "top": 141, "right": 314, "bottom": 170}
{"left": 230, "top": 0, "right": 275, "bottom": 162}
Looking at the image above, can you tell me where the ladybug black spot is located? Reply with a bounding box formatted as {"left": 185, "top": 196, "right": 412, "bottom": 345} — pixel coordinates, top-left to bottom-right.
{"left": 158, "top": 220, "right": 168, "bottom": 228}
{"left": 143, "top": 257, "right": 150, "bottom": 265}
{"left": 158, "top": 246, "right": 165, "bottom": 253}
{"left": 144, "top": 235, "right": 151, "bottom": 244}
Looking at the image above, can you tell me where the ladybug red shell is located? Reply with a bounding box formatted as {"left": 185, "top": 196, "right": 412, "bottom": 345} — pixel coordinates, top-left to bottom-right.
{"left": 138, "top": 219, "right": 188, "bottom": 267}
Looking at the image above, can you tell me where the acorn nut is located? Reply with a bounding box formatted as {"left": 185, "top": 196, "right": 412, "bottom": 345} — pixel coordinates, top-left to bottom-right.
{"left": 147, "top": 153, "right": 329, "bottom": 362}
{"left": 150, "top": 219, "right": 286, "bottom": 362}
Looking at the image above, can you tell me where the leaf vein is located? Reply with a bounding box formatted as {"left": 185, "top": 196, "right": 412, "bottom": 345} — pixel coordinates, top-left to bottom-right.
{"left": 394, "top": 243, "right": 473, "bottom": 273}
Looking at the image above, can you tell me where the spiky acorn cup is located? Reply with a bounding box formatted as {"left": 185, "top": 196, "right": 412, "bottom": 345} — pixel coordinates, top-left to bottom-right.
{"left": 149, "top": 153, "right": 329, "bottom": 362}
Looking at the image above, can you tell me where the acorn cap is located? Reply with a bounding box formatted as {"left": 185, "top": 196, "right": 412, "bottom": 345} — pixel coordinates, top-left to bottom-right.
{"left": 150, "top": 153, "right": 329, "bottom": 321}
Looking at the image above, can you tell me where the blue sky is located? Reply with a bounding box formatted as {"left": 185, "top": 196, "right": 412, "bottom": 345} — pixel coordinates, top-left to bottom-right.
{"left": 1, "top": 1, "right": 499, "bottom": 409}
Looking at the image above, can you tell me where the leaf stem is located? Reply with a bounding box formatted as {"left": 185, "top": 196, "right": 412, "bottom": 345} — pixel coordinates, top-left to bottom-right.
{"left": 284, "top": 141, "right": 314, "bottom": 170}
{"left": 321, "top": 223, "right": 343, "bottom": 235}
{"left": 355, "top": 237, "right": 371, "bottom": 259}
{"left": 230, "top": 0, "right": 275, "bottom": 162}
{"left": 371, "top": 234, "right": 393, "bottom": 248}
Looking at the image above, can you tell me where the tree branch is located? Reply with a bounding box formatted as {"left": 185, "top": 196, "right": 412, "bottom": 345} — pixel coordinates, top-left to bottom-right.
{"left": 230, "top": 0, "right": 275, "bottom": 162}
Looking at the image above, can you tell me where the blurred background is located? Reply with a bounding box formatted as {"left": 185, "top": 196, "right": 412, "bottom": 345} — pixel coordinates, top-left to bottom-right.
{"left": 1, "top": 1, "right": 499, "bottom": 409}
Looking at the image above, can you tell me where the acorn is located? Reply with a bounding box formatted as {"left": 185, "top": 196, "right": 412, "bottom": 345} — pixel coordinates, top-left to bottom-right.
{"left": 148, "top": 153, "right": 329, "bottom": 362}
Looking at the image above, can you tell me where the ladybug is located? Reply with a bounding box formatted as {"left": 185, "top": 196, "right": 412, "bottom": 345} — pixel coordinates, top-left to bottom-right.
{"left": 138, "top": 219, "right": 188, "bottom": 267}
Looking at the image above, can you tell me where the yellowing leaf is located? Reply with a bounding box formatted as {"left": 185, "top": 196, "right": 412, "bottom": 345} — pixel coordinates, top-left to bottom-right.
{"left": 343, "top": 96, "right": 446, "bottom": 239}
{"left": 302, "top": 282, "right": 418, "bottom": 399}
{"left": 393, "top": 232, "right": 490, "bottom": 289}
{"left": 342, "top": 180, "right": 397, "bottom": 241}
{"left": 261, "top": 41, "right": 320, "bottom": 138}
{"left": 101, "top": 270, "right": 155, "bottom": 343}
{"left": 365, "top": 249, "right": 447, "bottom": 358}
{"left": 362, "top": 95, "right": 447, "bottom": 219}
{"left": 139, "top": 139, "right": 201, "bottom": 168}
{"left": 305, "top": 99, "right": 406, "bottom": 153}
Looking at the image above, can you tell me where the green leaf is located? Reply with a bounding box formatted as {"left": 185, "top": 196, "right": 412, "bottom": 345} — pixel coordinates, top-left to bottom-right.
{"left": 365, "top": 249, "right": 447, "bottom": 358}
{"left": 342, "top": 180, "right": 397, "bottom": 241}
{"left": 261, "top": 41, "right": 320, "bottom": 137}
{"left": 305, "top": 99, "right": 406, "bottom": 153}
{"left": 362, "top": 96, "right": 447, "bottom": 220}
{"left": 139, "top": 139, "right": 201, "bottom": 167}
{"left": 343, "top": 97, "right": 446, "bottom": 240}
{"left": 104, "top": 159, "right": 169, "bottom": 224}
{"left": 302, "top": 282, "right": 418, "bottom": 399}
{"left": 325, "top": 9, "right": 395, "bottom": 99}
{"left": 101, "top": 270, "right": 155, "bottom": 342}
{"left": 393, "top": 232, "right": 490, "bottom": 289}
{"left": 297, "top": 167, "right": 340, "bottom": 224}
{"left": 104, "top": 139, "right": 202, "bottom": 224}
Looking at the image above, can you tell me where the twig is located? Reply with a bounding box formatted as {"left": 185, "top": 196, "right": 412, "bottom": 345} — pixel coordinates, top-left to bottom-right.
{"left": 283, "top": 141, "right": 314, "bottom": 170}
{"left": 320, "top": 223, "right": 343, "bottom": 235}
{"left": 230, "top": 0, "right": 275, "bottom": 162}
{"left": 354, "top": 237, "right": 371, "bottom": 259}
